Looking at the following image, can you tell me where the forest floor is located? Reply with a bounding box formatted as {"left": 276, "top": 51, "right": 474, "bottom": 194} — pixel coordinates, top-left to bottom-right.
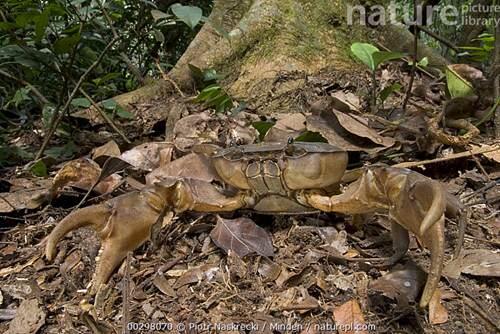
{"left": 0, "top": 65, "right": 499, "bottom": 334}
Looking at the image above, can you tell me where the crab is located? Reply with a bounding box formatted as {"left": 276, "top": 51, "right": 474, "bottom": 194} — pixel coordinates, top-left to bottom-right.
{"left": 45, "top": 142, "right": 461, "bottom": 308}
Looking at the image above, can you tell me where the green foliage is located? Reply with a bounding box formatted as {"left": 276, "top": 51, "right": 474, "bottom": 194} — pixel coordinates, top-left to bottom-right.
{"left": 0, "top": 0, "right": 209, "bottom": 166}
{"left": 252, "top": 121, "right": 275, "bottom": 140}
{"left": 351, "top": 43, "right": 405, "bottom": 71}
{"left": 294, "top": 131, "right": 327, "bottom": 143}
{"left": 190, "top": 65, "right": 234, "bottom": 113}
{"left": 350, "top": 42, "right": 405, "bottom": 108}
{"left": 171, "top": 4, "right": 203, "bottom": 29}
{"left": 193, "top": 84, "right": 233, "bottom": 113}
{"left": 458, "top": 33, "right": 495, "bottom": 63}
{"left": 445, "top": 67, "right": 475, "bottom": 98}
{"left": 30, "top": 160, "right": 48, "bottom": 177}
{"left": 379, "top": 83, "right": 402, "bottom": 104}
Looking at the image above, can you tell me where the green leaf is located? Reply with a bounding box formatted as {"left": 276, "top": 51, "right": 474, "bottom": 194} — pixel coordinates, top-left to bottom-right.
{"left": 294, "top": 131, "right": 328, "bottom": 143}
{"left": 151, "top": 9, "right": 170, "bottom": 21}
{"left": 115, "top": 105, "right": 134, "bottom": 119}
{"left": 30, "top": 160, "right": 48, "bottom": 177}
{"left": 53, "top": 33, "right": 81, "bottom": 54}
{"left": 445, "top": 66, "right": 475, "bottom": 98}
{"left": 194, "top": 84, "right": 222, "bottom": 102}
{"left": 252, "top": 121, "right": 275, "bottom": 140}
{"left": 45, "top": 142, "right": 78, "bottom": 159}
{"left": 153, "top": 29, "right": 164, "bottom": 42}
{"left": 372, "top": 51, "right": 405, "bottom": 69}
{"left": 16, "top": 12, "right": 36, "bottom": 28}
{"left": 351, "top": 42, "right": 379, "bottom": 71}
{"left": 378, "top": 83, "right": 402, "bottom": 103}
{"left": 188, "top": 63, "right": 205, "bottom": 83}
{"left": 71, "top": 97, "right": 91, "bottom": 108}
{"left": 101, "top": 99, "right": 117, "bottom": 110}
{"left": 418, "top": 57, "right": 429, "bottom": 67}
{"left": 34, "top": 11, "right": 49, "bottom": 42}
{"left": 171, "top": 4, "right": 202, "bottom": 29}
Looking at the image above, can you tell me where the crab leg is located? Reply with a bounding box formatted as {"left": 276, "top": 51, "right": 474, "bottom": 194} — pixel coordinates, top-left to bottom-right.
{"left": 300, "top": 166, "right": 446, "bottom": 308}
{"left": 45, "top": 178, "right": 250, "bottom": 294}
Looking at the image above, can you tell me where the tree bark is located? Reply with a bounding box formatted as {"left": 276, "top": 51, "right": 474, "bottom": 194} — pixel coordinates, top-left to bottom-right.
{"left": 110, "top": 0, "right": 448, "bottom": 115}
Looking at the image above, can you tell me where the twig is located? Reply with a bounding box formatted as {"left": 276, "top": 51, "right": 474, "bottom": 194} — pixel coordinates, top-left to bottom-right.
{"left": 122, "top": 252, "right": 131, "bottom": 334}
{"left": 98, "top": 2, "right": 145, "bottom": 84}
{"left": 0, "top": 69, "right": 49, "bottom": 105}
{"left": 418, "top": 25, "right": 459, "bottom": 52}
{"left": 462, "top": 181, "right": 498, "bottom": 201}
{"left": 77, "top": 87, "right": 131, "bottom": 144}
{"left": 34, "top": 36, "right": 119, "bottom": 161}
{"left": 393, "top": 145, "right": 500, "bottom": 169}
{"left": 402, "top": 1, "right": 418, "bottom": 112}
{"left": 154, "top": 59, "right": 185, "bottom": 97}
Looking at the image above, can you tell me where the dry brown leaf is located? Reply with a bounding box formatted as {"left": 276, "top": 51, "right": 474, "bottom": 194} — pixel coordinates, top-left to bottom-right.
{"left": 306, "top": 109, "right": 394, "bottom": 153}
{"left": 330, "top": 109, "right": 395, "bottom": 147}
{"left": 174, "top": 112, "right": 221, "bottom": 150}
{"left": 333, "top": 299, "right": 368, "bottom": 334}
{"left": 146, "top": 153, "right": 220, "bottom": 185}
{"left": 331, "top": 91, "right": 361, "bottom": 112}
{"left": 443, "top": 249, "right": 500, "bottom": 279}
{"left": 173, "top": 264, "right": 219, "bottom": 288}
{"left": 91, "top": 140, "right": 121, "bottom": 161}
{"left": 472, "top": 144, "right": 500, "bottom": 163}
{"left": 264, "top": 113, "right": 306, "bottom": 142}
{"left": 258, "top": 258, "right": 281, "bottom": 282}
{"left": 0, "top": 188, "right": 48, "bottom": 213}
{"left": 210, "top": 216, "right": 274, "bottom": 258}
{"left": 429, "top": 289, "right": 449, "bottom": 325}
{"left": 369, "top": 262, "right": 427, "bottom": 306}
{"left": 5, "top": 299, "right": 45, "bottom": 334}
{"left": 120, "top": 142, "right": 173, "bottom": 171}
{"left": 50, "top": 158, "right": 121, "bottom": 196}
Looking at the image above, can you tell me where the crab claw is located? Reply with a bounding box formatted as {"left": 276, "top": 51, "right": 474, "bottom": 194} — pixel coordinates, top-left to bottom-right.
{"left": 302, "top": 165, "right": 447, "bottom": 308}
{"left": 45, "top": 178, "right": 249, "bottom": 294}
{"left": 45, "top": 188, "right": 167, "bottom": 294}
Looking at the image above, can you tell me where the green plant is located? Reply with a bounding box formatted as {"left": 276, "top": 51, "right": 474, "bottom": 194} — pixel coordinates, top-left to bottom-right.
{"left": 0, "top": 0, "right": 208, "bottom": 165}
{"left": 189, "top": 65, "right": 234, "bottom": 113}
{"left": 458, "top": 33, "right": 495, "bottom": 63}
{"left": 350, "top": 42, "right": 405, "bottom": 109}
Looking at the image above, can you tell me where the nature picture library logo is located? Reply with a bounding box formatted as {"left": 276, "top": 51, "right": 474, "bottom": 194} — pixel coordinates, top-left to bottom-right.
{"left": 346, "top": 2, "right": 500, "bottom": 27}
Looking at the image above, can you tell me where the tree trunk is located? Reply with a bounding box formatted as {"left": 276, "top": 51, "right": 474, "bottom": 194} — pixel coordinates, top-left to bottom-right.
{"left": 112, "top": 0, "right": 448, "bottom": 115}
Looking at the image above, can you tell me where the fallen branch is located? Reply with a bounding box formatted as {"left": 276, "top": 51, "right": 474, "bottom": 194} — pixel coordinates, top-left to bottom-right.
{"left": 341, "top": 145, "right": 499, "bottom": 183}
{"left": 78, "top": 87, "right": 131, "bottom": 144}
{"left": 394, "top": 145, "right": 500, "bottom": 169}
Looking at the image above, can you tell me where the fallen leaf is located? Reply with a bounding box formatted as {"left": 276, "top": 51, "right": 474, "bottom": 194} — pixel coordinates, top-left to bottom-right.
{"left": 333, "top": 299, "right": 368, "bottom": 334}
{"left": 331, "top": 91, "right": 361, "bottom": 112}
{"left": 91, "top": 140, "right": 121, "bottom": 162}
{"left": 264, "top": 113, "right": 306, "bottom": 142}
{"left": 257, "top": 258, "right": 281, "bottom": 282}
{"left": 369, "top": 262, "right": 427, "bottom": 306}
{"left": 443, "top": 249, "right": 500, "bottom": 279}
{"left": 173, "top": 112, "right": 221, "bottom": 150}
{"left": 0, "top": 188, "right": 48, "bottom": 213}
{"left": 210, "top": 216, "right": 274, "bottom": 258}
{"left": 429, "top": 289, "right": 449, "bottom": 325}
{"left": 306, "top": 109, "right": 394, "bottom": 153}
{"left": 173, "top": 264, "right": 219, "bottom": 288}
{"left": 5, "top": 299, "right": 45, "bottom": 334}
{"left": 146, "top": 153, "right": 220, "bottom": 185}
{"left": 120, "top": 142, "right": 173, "bottom": 171}
{"left": 50, "top": 158, "right": 122, "bottom": 196}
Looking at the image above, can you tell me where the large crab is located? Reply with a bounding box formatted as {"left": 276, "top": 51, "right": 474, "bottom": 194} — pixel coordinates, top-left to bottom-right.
{"left": 46, "top": 142, "right": 461, "bottom": 308}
